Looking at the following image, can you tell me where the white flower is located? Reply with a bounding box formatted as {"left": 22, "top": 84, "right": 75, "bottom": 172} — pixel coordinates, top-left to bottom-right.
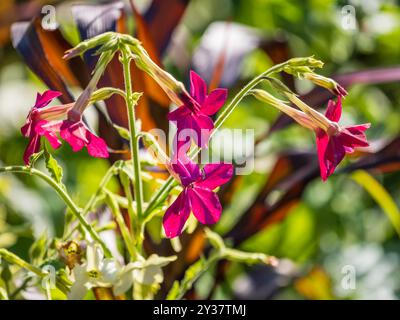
{"left": 68, "top": 243, "right": 121, "bottom": 300}
{"left": 68, "top": 243, "right": 176, "bottom": 299}
{"left": 112, "top": 254, "right": 177, "bottom": 297}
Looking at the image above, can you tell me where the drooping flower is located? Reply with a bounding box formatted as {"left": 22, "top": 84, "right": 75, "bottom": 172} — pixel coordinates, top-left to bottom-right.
{"left": 163, "top": 155, "right": 233, "bottom": 238}
{"left": 252, "top": 89, "right": 370, "bottom": 181}
{"left": 60, "top": 117, "right": 109, "bottom": 159}
{"left": 21, "top": 90, "right": 109, "bottom": 164}
{"left": 21, "top": 90, "right": 72, "bottom": 164}
{"left": 168, "top": 71, "right": 228, "bottom": 148}
{"left": 316, "top": 96, "right": 370, "bottom": 181}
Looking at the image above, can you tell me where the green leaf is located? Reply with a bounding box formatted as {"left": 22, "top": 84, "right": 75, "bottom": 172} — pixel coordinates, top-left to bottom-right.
{"left": 351, "top": 170, "right": 400, "bottom": 237}
{"left": 44, "top": 146, "right": 63, "bottom": 184}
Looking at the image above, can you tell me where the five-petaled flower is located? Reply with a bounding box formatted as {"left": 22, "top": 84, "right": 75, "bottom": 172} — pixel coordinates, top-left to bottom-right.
{"left": 163, "top": 155, "right": 233, "bottom": 238}
{"left": 168, "top": 71, "right": 228, "bottom": 148}
{"left": 21, "top": 90, "right": 109, "bottom": 164}
{"left": 316, "top": 96, "right": 370, "bottom": 181}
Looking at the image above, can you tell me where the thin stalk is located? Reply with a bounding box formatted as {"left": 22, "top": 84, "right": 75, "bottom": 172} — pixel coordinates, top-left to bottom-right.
{"left": 0, "top": 166, "right": 112, "bottom": 258}
{"left": 0, "top": 249, "right": 69, "bottom": 295}
{"left": 121, "top": 49, "right": 144, "bottom": 221}
{"left": 82, "top": 163, "right": 118, "bottom": 217}
{"left": 105, "top": 190, "right": 137, "bottom": 259}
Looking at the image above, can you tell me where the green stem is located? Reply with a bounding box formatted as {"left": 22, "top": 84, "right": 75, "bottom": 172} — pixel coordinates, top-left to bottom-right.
{"left": 144, "top": 62, "right": 288, "bottom": 216}
{"left": 82, "top": 162, "right": 119, "bottom": 217}
{"left": 105, "top": 190, "right": 137, "bottom": 259}
{"left": 0, "top": 249, "right": 69, "bottom": 295}
{"left": 0, "top": 166, "right": 112, "bottom": 258}
{"left": 121, "top": 49, "right": 144, "bottom": 222}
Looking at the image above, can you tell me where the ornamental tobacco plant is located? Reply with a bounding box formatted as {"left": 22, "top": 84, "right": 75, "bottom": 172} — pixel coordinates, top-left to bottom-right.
{"left": 0, "top": 32, "right": 369, "bottom": 300}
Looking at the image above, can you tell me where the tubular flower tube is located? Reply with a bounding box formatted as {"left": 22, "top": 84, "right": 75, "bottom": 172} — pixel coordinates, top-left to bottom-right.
{"left": 168, "top": 71, "right": 228, "bottom": 148}
{"left": 163, "top": 154, "right": 233, "bottom": 238}
{"left": 250, "top": 89, "right": 318, "bottom": 131}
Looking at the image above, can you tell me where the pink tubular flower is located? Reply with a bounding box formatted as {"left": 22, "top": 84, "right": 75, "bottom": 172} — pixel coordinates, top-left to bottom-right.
{"left": 316, "top": 96, "right": 370, "bottom": 181}
{"left": 21, "top": 90, "right": 109, "bottom": 164}
{"left": 167, "top": 71, "right": 228, "bottom": 148}
{"left": 21, "top": 91, "right": 69, "bottom": 164}
{"left": 163, "top": 156, "right": 233, "bottom": 238}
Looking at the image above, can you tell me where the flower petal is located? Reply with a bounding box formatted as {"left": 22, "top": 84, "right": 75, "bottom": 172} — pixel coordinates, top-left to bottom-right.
{"left": 36, "top": 120, "right": 62, "bottom": 149}
{"left": 339, "top": 126, "right": 370, "bottom": 149}
{"left": 86, "top": 131, "right": 109, "bottom": 158}
{"left": 23, "top": 134, "right": 41, "bottom": 165}
{"left": 202, "top": 88, "right": 228, "bottom": 116}
{"left": 171, "top": 154, "right": 200, "bottom": 187}
{"left": 163, "top": 191, "right": 191, "bottom": 238}
{"left": 190, "top": 70, "right": 207, "bottom": 104}
{"left": 60, "top": 121, "right": 85, "bottom": 152}
{"left": 167, "top": 105, "right": 191, "bottom": 121}
{"left": 35, "top": 90, "right": 62, "bottom": 109}
{"left": 325, "top": 97, "right": 342, "bottom": 122}
{"left": 188, "top": 187, "right": 222, "bottom": 225}
{"left": 196, "top": 163, "right": 234, "bottom": 190}
{"left": 190, "top": 114, "right": 214, "bottom": 148}
{"left": 316, "top": 130, "right": 346, "bottom": 181}
{"left": 60, "top": 120, "right": 109, "bottom": 158}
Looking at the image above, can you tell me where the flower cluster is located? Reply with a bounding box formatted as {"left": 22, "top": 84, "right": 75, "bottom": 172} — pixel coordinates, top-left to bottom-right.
{"left": 21, "top": 90, "right": 108, "bottom": 165}
{"left": 165, "top": 71, "right": 233, "bottom": 238}
{"left": 21, "top": 53, "right": 369, "bottom": 240}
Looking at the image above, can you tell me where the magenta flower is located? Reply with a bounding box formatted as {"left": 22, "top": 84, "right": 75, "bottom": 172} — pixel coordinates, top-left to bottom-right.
{"left": 316, "top": 96, "right": 370, "bottom": 181}
{"left": 21, "top": 90, "right": 70, "bottom": 164}
{"left": 163, "top": 156, "right": 233, "bottom": 238}
{"left": 168, "top": 71, "right": 228, "bottom": 148}
{"left": 60, "top": 119, "right": 109, "bottom": 158}
{"left": 21, "top": 90, "right": 109, "bottom": 164}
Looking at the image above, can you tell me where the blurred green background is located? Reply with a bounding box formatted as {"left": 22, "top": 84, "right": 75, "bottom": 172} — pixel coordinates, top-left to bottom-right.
{"left": 1, "top": 0, "right": 400, "bottom": 299}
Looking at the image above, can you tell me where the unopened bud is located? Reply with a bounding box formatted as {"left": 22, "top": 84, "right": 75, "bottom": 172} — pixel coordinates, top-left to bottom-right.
{"left": 304, "top": 73, "right": 347, "bottom": 97}
{"left": 63, "top": 32, "right": 117, "bottom": 60}
{"left": 287, "top": 56, "right": 324, "bottom": 69}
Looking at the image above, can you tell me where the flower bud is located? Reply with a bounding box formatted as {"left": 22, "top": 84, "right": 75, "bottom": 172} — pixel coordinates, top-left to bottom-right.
{"left": 287, "top": 56, "right": 324, "bottom": 69}
{"left": 303, "top": 73, "right": 347, "bottom": 97}
{"left": 63, "top": 32, "right": 117, "bottom": 60}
